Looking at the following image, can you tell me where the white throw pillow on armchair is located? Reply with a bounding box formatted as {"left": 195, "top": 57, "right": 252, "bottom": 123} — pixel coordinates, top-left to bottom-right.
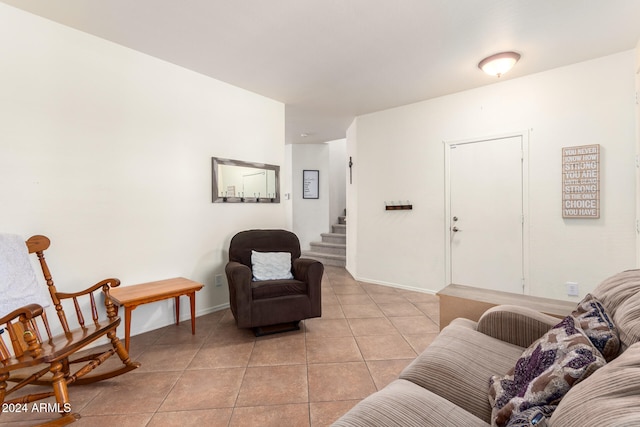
{"left": 251, "top": 250, "right": 294, "bottom": 281}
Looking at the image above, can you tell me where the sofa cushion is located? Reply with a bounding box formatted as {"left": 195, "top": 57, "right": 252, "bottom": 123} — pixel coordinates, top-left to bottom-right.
{"left": 549, "top": 341, "right": 640, "bottom": 426}
{"left": 592, "top": 269, "right": 640, "bottom": 350}
{"left": 251, "top": 250, "right": 294, "bottom": 281}
{"left": 332, "top": 379, "right": 489, "bottom": 427}
{"left": 571, "top": 293, "right": 620, "bottom": 361}
{"left": 400, "top": 318, "right": 524, "bottom": 423}
{"left": 488, "top": 315, "right": 606, "bottom": 427}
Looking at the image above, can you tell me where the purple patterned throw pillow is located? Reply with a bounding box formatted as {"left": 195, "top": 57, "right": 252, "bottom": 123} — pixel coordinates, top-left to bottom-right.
{"left": 488, "top": 315, "right": 606, "bottom": 427}
{"left": 571, "top": 293, "right": 620, "bottom": 361}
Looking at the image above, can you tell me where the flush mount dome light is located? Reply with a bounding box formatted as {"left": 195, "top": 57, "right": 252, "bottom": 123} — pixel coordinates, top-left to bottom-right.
{"left": 478, "top": 51, "right": 521, "bottom": 77}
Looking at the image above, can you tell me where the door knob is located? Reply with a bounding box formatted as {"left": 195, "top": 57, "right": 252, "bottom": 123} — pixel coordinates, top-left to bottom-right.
{"left": 452, "top": 226, "right": 460, "bottom": 232}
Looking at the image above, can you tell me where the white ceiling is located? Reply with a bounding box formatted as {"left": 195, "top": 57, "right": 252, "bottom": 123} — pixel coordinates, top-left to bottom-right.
{"left": 3, "top": 1, "right": 640, "bottom": 144}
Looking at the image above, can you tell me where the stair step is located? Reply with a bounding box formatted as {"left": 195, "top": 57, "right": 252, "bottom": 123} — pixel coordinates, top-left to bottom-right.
{"left": 338, "top": 215, "right": 347, "bottom": 225}
{"left": 332, "top": 224, "right": 346, "bottom": 234}
{"left": 321, "top": 233, "right": 346, "bottom": 244}
{"left": 309, "top": 241, "right": 346, "bottom": 256}
{"left": 302, "top": 251, "right": 346, "bottom": 267}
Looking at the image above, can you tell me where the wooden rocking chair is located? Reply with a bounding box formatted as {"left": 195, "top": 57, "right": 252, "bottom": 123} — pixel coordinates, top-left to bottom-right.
{"left": 0, "top": 235, "right": 140, "bottom": 426}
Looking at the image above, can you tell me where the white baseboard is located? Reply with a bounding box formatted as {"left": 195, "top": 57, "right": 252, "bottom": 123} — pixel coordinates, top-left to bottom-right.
{"left": 178, "top": 302, "right": 230, "bottom": 323}
{"left": 355, "top": 276, "right": 438, "bottom": 295}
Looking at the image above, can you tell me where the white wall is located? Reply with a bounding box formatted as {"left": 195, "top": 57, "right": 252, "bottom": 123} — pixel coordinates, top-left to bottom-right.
{"left": 348, "top": 50, "right": 637, "bottom": 301}
{"left": 329, "top": 139, "right": 347, "bottom": 225}
{"left": 636, "top": 39, "right": 640, "bottom": 267}
{"left": 292, "top": 144, "right": 330, "bottom": 250}
{"left": 0, "top": 4, "right": 289, "bottom": 337}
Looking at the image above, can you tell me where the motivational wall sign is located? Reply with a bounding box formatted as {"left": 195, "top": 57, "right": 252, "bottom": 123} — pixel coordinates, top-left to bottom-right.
{"left": 562, "top": 144, "right": 600, "bottom": 218}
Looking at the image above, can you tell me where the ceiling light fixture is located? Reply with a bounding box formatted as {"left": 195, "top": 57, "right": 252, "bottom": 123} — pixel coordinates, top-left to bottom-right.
{"left": 478, "top": 51, "right": 521, "bottom": 77}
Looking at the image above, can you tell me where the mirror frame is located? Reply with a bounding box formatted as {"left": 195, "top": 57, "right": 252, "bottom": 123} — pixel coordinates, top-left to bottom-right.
{"left": 211, "top": 157, "right": 280, "bottom": 203}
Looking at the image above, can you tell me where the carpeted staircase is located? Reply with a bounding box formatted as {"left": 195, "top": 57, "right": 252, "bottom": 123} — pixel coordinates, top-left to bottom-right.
{"left": 302, "top": 211, "right": 346, "bottom": 267}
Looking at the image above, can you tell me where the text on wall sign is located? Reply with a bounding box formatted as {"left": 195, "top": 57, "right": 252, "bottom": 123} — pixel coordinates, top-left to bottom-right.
{"left": 562, "top": 144, "right": 600, "bottom": 218}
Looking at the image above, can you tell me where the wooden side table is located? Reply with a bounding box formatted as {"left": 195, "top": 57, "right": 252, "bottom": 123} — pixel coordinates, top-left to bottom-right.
{"left": 108, "top": 277, "right": 204, "bottom": 351}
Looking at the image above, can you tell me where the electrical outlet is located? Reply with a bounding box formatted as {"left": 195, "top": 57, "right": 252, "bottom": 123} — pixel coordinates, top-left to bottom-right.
{"left": 566, "top": 282, "right": 579, "bottom": 297}
{"left": 215, "top": 274, "right": 224, "bottom": 287}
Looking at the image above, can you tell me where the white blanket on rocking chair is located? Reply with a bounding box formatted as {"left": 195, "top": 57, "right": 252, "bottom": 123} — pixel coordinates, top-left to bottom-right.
{"left": 0, "top": 233, "right": 50, "bottom": 318}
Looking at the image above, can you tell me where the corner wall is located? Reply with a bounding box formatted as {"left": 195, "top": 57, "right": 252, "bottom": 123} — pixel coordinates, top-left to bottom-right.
{"left": 346, "top": 121, "right": 359, "bottom": 277}
{"left": 350, "top": 50, "right": 637, "bottom": 300}
{"left": 0, "top": 4, "right": 288, "bottom": 337}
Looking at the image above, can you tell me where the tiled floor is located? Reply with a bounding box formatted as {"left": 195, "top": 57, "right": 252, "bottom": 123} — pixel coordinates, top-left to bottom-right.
{"left": 4, "top": 266, "right": 440, "bottom": 427}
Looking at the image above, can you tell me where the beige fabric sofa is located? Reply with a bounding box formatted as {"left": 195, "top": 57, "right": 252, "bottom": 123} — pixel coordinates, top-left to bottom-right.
{"left": 334, "top": 270, "right": 640, "bottom": 427}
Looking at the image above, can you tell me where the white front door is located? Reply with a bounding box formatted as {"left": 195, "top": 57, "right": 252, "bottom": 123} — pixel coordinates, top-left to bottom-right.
{"left": 447, "top": 135, "right": 525, "bottom": 293}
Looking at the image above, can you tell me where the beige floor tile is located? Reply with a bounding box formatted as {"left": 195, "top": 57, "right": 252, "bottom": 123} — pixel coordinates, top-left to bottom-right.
{"left": 149, "top": 408, "right": 233, "bottom": 427}
{"left": 415, "top": 301, "right": 441, "bottom": 324}
{"left": 249, "top": 335, "right": 306, "bottom": 366}
{"left": 159, "top": 368, "right": 245, "bottom": 411}
{"left": 127, "top": 328, "right": 164, "bottom": 347}
{"left": 187, "top": 340, "right": 255, "bottom": 369}
{"left": 389, "top": 315, "right": 440, "bottom": 335}
{"left": 208, "top": 321, "right": 257, "bottom": 343}
{"left": 230, "top": 403, "right": 310, "bottom": 427}
{"left": 347, "top": 317, "right": 398, "bottom": 336}
{"left": 414, "top": 300, "right": 440, "bottom": 313}
{"left": 367, "top": 292, "right": 409, "bottom": 304}
{"left": 332, "top": 284, "right": 366, "bottom": 295}
{"left": 377, "top": 302, "right": 424, "bottom": 317}
{"left": 135, "top": 343, "right": 201, "bottom": 372}
{"left": 82, "top": 371, "right": 181, "bottom": 415}
{"left": 404, "top": 333, "right": 439, "bottom": 354}
{"left": 337, "top": 293, "right": 374, "bottom": 305}
{"left": 76, "top": 413, "right": 153, "bottom": 426}
{"left": 360, "top": 282, "right": 399, "bottom": 294}
{"left": 322, "top": 292, "right": 340, "bottom": 305}
{"left": 306, "top": 336, "right": 363, "bottom": 364}
{"left": 152, "top": 322, "right": 210, "bottom": 346}
{"left": 305, "top": 318, "right": 354, "bottom": 337}
{"left": 366, "top": 359, "right": 414, "bottom": 390}
{"left": 308, "top": 362, "right": 376, "bottom": 402}
{"left": 320, "top": 303, "right": 346, "bottom": 319}
{"left": 235, "top": 365, "right": 308, "bottom": 407}
{"left": 355, "top": 335, "right": 417, "bottom": 361}
{"left": 310, "top": 400, "right": 361, "bottom": 427}
{"left": 341, "top": 303, "right": 385, "bottom": 319}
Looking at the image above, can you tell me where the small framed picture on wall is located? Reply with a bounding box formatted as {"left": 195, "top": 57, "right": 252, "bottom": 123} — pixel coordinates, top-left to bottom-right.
{"left": 303, "top": 170, "right": 319, "bottom": 199}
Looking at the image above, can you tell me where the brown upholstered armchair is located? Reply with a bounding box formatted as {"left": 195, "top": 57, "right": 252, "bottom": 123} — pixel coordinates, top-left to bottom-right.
{"left": 225, "top": 229, "right": 323, "bottom": 335}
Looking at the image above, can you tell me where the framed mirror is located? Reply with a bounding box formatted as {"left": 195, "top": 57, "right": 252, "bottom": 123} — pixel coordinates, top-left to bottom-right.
{"left": 211, "top": 157, "right": 280, "bottom": 203}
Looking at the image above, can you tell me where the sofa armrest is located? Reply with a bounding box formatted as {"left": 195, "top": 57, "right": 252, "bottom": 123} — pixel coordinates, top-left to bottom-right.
{"left": 292, "top": 258, "right": 323, "bottom": 287}
{"left": 225, "top": 261, "right": 253, "bottom": 326}
{"left": 438, "top": 284, "right": 575, "bottom": 330}
{"left": 293, "top": 257, "right": 323, "bottom": 312}
{"left": 225, "top": 261, "right": 252, "bottom": 288}
{"left": 477, "top": 305, "right": 561, "bottom": 348}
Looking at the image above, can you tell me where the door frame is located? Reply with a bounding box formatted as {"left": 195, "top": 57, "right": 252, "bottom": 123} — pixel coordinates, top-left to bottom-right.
{"left": 443, "top": 130, "right": 530, "bottom": 293}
